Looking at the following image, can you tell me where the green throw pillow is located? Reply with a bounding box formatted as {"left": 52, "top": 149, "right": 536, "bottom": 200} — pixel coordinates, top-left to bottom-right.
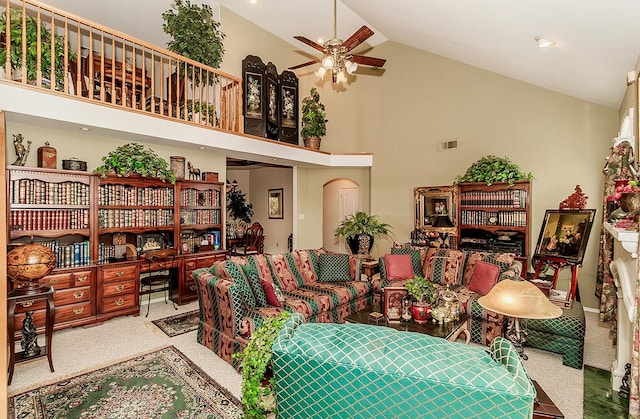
{"left": 318, "top": 253, "right": 352, "bottom": 282}
{"left": 241, "top": 265, "right": 269, "bottom": 307}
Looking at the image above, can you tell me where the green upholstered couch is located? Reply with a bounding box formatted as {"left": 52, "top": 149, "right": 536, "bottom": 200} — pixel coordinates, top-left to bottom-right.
{"left": 373, "top": 247, "right": 523, "bottom": 345}
{"left": 193, "top": 250, "right": 373, "bottom": 367}
{"left": 272, "top": 313, "right": 536, "bottom": 419}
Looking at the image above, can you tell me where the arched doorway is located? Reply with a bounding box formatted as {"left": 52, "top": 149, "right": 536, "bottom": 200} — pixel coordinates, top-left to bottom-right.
{"left": 323, "top": 178, "right": 360, "bottom": 252}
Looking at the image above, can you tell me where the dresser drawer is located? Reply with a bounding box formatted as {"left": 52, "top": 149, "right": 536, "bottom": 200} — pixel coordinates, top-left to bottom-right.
{"left": 40, "top": 269, "right": 93, "bottom": 290}
{"left": 13, "top": 298, "right": 47, "bottom": 313}
{"left": 102, "top": 293, "right": 137, "bottom": 313}
{"left": 184, "top": 259, "right": 198, "bottom": 270}
{"left": 54, "top": 286, "right": 93, "bottom": 306}
{"left": 102, "top": 280, "right": 137, "bottom": 297}
{"left": 55, "top": 301, "right": 93, "bottom": 323}
{"left": 197, "top": 256, "right": 222, "bottom": 268}
{"left": 101, "top": 265, "right": 138, "bottom": 282}
{"left": 182, "top": 276, "right": 198, "bottom": 299}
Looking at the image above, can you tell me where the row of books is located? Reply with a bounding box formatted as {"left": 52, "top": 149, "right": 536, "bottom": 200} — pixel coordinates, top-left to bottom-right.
{"left": 180, "top": 209, "right": 221, "bottom": 225}
{"left": 180, "top": 189, "right": 221, "bottom": 207}
{"left": 460, "top": 189, "right": 527, "bottom": 208}
{"left": 98, "top": 185, "right": 174, "bottom": 206}
{"left": 10, "top": 179, "right": 90, "bottom": 205}
{"left": 460, "top": 210, "right": 527, "bottom": 227}
{"left": 39, "top": 240, "right": 91, "bottom": 268}
{"left": 11, "top": 209, "right": 90, "bottom": 231}
{"left": 98, "top": 209, "right": 174, "bottom": 228}
{"left": 97, "top": 243, "right": 117, "bottom": 264}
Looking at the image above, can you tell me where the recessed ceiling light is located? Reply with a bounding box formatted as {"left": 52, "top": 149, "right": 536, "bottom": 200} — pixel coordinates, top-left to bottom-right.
{"left": 199, "top": 146, "right": 206, "bottom": 150}
{"left": 535, "top": 36, "right": 556, "bottom": 48}
{"left": 316, "top": 38, "right": 325, "bottom": 45}
{"left": 79, "top": 127, "right": 91, "bottom": 131}
{"left": 248, "top": 0, "right": 259, "bottom": 4}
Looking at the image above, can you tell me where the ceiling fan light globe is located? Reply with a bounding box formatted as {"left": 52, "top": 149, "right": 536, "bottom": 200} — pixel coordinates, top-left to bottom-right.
{"left": 322, "top": 56, "right": 334, "bottom": 69}
{"left": 345, "top": 60, "right": 358, "bottom": 74}
{"left": 336, "top": 70, "right": 347, "bottom": 84}
{"left": 314, "top": 67, "right": 327, "bottom": 79}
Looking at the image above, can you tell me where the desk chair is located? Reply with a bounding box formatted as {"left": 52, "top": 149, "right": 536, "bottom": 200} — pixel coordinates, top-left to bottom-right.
{"left": 231, "top": 222, "right": 264, "bottom": 256}
{"left": 141, "top": 248, "right": 178, "bottom": 317}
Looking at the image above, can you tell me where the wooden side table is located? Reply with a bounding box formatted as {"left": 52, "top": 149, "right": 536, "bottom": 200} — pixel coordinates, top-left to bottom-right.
{"left": 361, "top": 260, "right": 379, "bottom": 281}
{"left": 7, "top": 286, "right": 56, "bottom": 385}
{"left": 532, "top": 380, "right": 564, "bottom": 418}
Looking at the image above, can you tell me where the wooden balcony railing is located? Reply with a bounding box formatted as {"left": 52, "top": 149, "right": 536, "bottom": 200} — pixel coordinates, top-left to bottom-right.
{"left": 1, "top": 0, "right": 242, "bottom": 132}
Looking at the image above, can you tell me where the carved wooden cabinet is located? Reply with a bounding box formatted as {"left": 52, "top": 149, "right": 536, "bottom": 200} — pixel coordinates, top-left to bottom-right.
{"left": 97, "top": 263, "right": 140, "bottom": 321}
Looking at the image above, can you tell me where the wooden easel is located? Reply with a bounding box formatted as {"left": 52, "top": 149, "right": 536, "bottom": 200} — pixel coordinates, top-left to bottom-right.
{"left": 531, "top": 256, "right": 580, "bottom": 302}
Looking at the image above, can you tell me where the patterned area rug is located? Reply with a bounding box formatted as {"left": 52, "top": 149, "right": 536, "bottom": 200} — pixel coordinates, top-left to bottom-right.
{"left": 9, "top": 346, "right": 242, "bottom": 419}
{"left": 583, "top": 365, "right": 629, "bottom": 418}
{"left": 152, "top": 310, "right": 200, "bottom": 337}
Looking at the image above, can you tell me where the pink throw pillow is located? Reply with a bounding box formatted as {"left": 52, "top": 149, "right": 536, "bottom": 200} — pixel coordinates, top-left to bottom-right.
{"left": 260, "top": 278, "right": 284, "bottom": 307}
{"left": 385, "top": 254, "right": 414, "bottom": 280}
{"left": 468, "top": 260, "right": 501, "bottom": 295}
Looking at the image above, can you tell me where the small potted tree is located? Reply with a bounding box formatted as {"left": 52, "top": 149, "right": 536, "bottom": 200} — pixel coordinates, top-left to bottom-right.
{"left": 334, "top": 211, "right": 392, "bottom": 254}
{"left": 300, "top": 87, "right": 327, "bottom": 150}
{"left": 405, "top": 276, "right": 436, "bottom": 324}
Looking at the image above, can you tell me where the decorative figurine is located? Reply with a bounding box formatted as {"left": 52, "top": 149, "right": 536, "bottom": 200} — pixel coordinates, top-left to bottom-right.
{"left": 187, "top": 161, "right": 201, "bottom": 180}
{"left": 21, "top": 311, "right": 41, "bottom": 357}
{"left": 13, "top": 133, "right": 32, "bottom": 166}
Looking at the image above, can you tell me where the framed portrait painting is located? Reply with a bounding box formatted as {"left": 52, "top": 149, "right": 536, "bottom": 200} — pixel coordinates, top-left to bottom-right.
{"left": 268, "top": 188, "right": 283, "bottom": 219}
{"left": 533, "top": 209, "right": 596, "bottom": 264}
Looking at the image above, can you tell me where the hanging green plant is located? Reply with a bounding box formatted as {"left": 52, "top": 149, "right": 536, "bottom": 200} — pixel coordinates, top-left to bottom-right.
{"left": 233, "top": 311, "right": 291, "bottom": 419}
{"left": 454, "top": 155, "right": 533, "bottom": 186}
{"left": 94, "top": 143, "right": 176, "bottom": 184}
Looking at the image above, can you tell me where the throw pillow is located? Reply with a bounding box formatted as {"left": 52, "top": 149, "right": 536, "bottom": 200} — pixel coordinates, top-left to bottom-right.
{"left": 318, "top": 253, "right": 352, "bottom": 282}
{"left": 261, "top": 278, "right": 285, "bottom": 307}
{"left": 468, "top": 260, "right": 501, "bottom": 295}
{"left": 241, "top": 265, "right": 268, "bottom": 307}
{"left": 384, "top": 254, "right": 414, "bottom": 280}
{"left": 391, "top": 247, "right": 422, "bottom": 277}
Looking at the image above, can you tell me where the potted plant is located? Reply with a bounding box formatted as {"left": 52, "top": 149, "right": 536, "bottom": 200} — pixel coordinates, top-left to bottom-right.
{"left": 226, "top": 179, "right": 253, "bottom": 223}
{"left": 162, "top": 0, "right": 225, "bottom": 86}
{"left": 300, "top": 87, "right": 327, "bottom": 150}
{"left": 334, "top": 211, "right": 392, "bottom": 254}
{"left": 94, "top": 143, "right": 176, "bottom": 183}
{"left": 0, "top": 9, "right": 77, "bottom": 91}
{"left": 405, "top": 276, "right": 436, "bottom": 324}
{"left": 233, "top": 311, "right": 291, "bottom": 419}
{"left": 454, "top": 155, "right": 533, "bottom": 186}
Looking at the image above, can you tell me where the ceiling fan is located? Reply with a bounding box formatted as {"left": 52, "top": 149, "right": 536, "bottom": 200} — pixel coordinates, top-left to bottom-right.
{"left": 288, "top": 0, "right": 386, "bottom": 83}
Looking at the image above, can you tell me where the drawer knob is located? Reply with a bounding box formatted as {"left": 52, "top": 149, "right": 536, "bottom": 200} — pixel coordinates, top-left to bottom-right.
{"left": 73, "top": 307, "right": 85, "bottom": 315}
{"left": 115, "top": 271, "right": 125, "bottom": 277}
{"left": 115, "top": 285, "right": 125, "bottom": 292}
{"left": 189, "top": 284, "right": 197, "bottom": 291}
{"left": 77, "top": 275, "right": 88, "bottom": 282}
{"left": 115, "top": 298, "right": 125, "bottom": 306}
{"left": 49, "top": 278, "right": 59, "bottom": 285}
{"left": 21, "top": 300, "right": 34, "bottom": 308}
{"left": 74, "top": 292, "right": 84, "bottom": 299}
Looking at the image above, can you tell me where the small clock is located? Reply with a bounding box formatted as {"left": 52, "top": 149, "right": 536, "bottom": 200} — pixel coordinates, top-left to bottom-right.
{"left": 487, "top": 215, "right": 498, "bottom": 225}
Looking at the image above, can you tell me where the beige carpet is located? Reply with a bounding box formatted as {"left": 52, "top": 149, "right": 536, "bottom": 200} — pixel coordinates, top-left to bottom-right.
{"left": 9, "top": 302, "right": 615, "bottom": 419}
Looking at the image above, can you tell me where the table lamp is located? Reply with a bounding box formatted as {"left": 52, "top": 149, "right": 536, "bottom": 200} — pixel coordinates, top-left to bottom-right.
{"left": 478, "top": 277, "right": 562, "bottom": 359}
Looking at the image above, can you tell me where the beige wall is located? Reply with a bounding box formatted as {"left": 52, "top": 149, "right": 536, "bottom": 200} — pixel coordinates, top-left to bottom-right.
{"left": 296, "top": 41, "right": 618, "bottom": 309}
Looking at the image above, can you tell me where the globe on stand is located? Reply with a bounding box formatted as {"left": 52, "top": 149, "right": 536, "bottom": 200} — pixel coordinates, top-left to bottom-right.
{"left": 7, "top": 243, "right": 56, "bottom": 295}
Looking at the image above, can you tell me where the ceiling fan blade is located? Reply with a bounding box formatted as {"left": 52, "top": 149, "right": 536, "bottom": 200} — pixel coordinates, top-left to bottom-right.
{"left": 351, "top": 54, "right": 386, "bottom": 68}
{"left": 288, "top": 59, "right": 321, "bottom": 70}
{"left": 341, "top": 26, "right": 374, "bottom": 52}
{"left": 294, "top": 36, "right": 325, "bottom": 52}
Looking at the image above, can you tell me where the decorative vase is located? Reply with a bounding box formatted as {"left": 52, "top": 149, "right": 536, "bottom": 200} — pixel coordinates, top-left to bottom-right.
{"left": 620, "top": 193, "right": 640, "bottom": 213}
{"left": 410, "top": 302, "right": 431, "bottom": 324}
{"left": 347, "top": 234, "right": 374, "bottom": 255}
{"left": 303, "top": 137, "right": 321, "bottom": 150}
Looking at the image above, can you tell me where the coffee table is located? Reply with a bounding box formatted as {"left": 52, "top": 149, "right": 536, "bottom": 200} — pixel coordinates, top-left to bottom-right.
{"left": 345, "top": 303, "right": 471, "bottom": 344}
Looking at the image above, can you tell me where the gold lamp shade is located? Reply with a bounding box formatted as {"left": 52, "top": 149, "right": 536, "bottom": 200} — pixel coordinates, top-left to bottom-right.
{"left": 478, "top": 278, "right": 562, "bottom": 320}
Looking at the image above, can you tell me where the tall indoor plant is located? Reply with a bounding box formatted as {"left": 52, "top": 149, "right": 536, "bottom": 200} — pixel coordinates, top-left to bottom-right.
{"left": 162, "top": 0, "right": 225, "bottom": 85}
{"left": 334, "top": 211, "right": 392, "bottom": 254}
{"left": 300, "top": 87, "right": 327, "bottom": 150}
{"left": 0, "top": 9, "right": 77, "bottom": 90}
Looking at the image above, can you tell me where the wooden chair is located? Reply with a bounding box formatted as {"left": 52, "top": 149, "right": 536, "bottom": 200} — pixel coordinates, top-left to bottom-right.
{"left": 231, "top": 222, "right": 264, "bottom": 256}
{"left": 140, "top": 248, "right": 178, "bottom": 317}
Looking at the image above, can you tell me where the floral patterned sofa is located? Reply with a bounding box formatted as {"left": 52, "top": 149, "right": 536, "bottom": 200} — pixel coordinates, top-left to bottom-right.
{"left": 193, "top": 249, "right": 373, "bottom": 367}
{"left": 373, "top": 247, "right": 523, "bottom": 345}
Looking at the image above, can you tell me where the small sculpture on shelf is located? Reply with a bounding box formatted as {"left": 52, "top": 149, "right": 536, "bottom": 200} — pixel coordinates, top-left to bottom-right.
{"left": 20, "top": 311, "right": 41, "bottom": 358}
{"left": 12, "top": 133, "right": 32, "bottom": 166}
{"left": 188, "top": 161, "right": 201, "bottom": 180}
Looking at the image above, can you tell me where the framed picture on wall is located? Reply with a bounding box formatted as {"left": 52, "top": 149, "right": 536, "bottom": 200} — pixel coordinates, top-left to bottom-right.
{"left": 268, "top": 188, "right": 283, "bottom": 219}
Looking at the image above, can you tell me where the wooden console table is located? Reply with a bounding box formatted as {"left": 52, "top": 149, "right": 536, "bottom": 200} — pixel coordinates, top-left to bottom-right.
{"left": 7, "top": 286, "right": 55, "bottom": 385}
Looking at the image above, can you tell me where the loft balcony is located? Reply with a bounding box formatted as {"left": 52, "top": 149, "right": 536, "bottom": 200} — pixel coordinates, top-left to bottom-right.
{"left": 0, "top": 0, "right": 373, "bottom": 168}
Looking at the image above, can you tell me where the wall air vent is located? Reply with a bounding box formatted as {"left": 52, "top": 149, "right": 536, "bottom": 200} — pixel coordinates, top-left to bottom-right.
{"left": 437, "top": 140, "right": 458, "bottom": 151}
